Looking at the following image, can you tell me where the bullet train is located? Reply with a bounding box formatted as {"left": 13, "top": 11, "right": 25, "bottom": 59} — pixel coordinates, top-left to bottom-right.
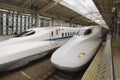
{"left": 51, "top": 26, "right": 102, "bottom": 72}
{"left": 0, "top": 27, "right": 79, "bottom": 72}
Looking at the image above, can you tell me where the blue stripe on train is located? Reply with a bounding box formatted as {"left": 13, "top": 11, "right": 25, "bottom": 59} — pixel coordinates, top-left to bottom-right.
{"left": 46, "top": 36, "right": 73, "bottom": 41}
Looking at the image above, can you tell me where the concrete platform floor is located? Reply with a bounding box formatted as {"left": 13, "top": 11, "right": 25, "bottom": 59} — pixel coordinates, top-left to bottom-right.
{"left": 112, "top": 36, "right": 120, "bottom": 80}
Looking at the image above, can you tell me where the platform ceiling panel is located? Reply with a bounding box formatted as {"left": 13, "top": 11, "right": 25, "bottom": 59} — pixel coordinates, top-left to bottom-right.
{"left": 0, "top": 0, "right": 97, "bottom": 26}
{"left": 44, "top": 4, "right": 97, "bottom": 25}
{"left": 0, "top": 0, "right": 24, "bottom": 6}
{"left": 93, "top": 0, "right": 114, "bottom": 27}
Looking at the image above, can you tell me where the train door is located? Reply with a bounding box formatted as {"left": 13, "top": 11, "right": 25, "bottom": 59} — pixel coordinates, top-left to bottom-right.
{"left": 49, "top": 29, "right": 59, "bottom": 46}
{"left": 55, "top": 29, "right": 59, "bottom": 44}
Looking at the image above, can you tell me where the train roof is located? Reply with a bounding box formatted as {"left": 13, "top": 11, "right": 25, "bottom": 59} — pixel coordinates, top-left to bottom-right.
{"left": 82, "top": 26, "right": 100, "bottom": 29}
{"left": 27, "top": 27, "right": 79, "bottom": 32}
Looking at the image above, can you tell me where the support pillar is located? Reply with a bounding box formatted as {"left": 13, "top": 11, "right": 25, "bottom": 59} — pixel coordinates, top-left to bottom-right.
{"left": 35, "top": 14, "right": 39, "bottom": 27}
{"left": 8, "top": 11, "right": 14, "bottom": 35}
{"left": 69, "top": 22, "right": 72, "bottom": 27}
{"left": 69, "top": 17, "right": 73, "bottom": 27}
{"left": 116, "top": 2, "right": 120, "bottom": 36}
{"left": 51, "top": 18, "right": 54, "bottom": 26}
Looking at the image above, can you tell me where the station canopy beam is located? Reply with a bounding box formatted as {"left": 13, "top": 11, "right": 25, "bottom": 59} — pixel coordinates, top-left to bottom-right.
{"left": 93, "top": 0, "right": 115, "bottom": 27}
{"left": 0, "top": 0, "right": 98, "bottom": 26}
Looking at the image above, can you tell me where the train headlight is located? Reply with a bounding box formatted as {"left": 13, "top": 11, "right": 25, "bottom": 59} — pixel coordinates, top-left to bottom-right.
{"left": 78, "top": 52, "right": 86, "bottom": 58}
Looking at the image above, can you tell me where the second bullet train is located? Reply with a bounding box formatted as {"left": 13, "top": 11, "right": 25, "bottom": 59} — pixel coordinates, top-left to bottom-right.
{"left": 51, "top": 26, "right": 102, "bottom": 72}
{"left": 0, "top": 27, "right": 79, "bottom": 72}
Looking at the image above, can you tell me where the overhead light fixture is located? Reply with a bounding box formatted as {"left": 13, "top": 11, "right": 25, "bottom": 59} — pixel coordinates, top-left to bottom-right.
{"left": 117, "top": 21, "right": 120, "bottom": 24}
{"left": 112, "top": 7, "right": 116, "bottom": 12}
{"left": 114, "top": 0, "right": 120, "bottom": 4}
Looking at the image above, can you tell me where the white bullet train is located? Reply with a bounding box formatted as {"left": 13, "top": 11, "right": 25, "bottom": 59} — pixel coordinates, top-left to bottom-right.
{"left": 51, "top": 26, "right": 102, "bottom": 72}
{"left": 0, "top": 27, "right": 79, "bottom": 72}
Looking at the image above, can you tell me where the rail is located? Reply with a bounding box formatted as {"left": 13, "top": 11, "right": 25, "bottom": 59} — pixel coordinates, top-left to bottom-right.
{"left": 36, "top": 69, "right": 79, "bottom": 80}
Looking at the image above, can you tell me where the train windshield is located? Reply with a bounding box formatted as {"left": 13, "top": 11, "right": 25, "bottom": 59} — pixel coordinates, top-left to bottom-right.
{"left": 77, "top": 29, "right": 92, "bottom": 36}
{"left": 77, "top": 30, "right": 86, "bottom": 36}
{"left": 15, "top": 30, "right": 35, "bottom": 37}
{"left": 84, "top": 29, "right": 92, "bottom": 35}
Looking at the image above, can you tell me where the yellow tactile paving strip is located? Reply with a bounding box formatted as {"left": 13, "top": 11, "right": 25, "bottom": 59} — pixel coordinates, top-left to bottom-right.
{"left": 82, "top": 37, "right": 113, "bottom": 80}
{"left": 97, "top": 38, "right": 113, "bottom": 80}
{"left": 81, "top": 46, "right": 104, "bottom": 80}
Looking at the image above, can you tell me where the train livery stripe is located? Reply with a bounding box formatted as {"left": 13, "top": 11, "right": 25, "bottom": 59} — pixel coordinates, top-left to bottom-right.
{"left": 46, "top": 36, "right": 73, "bottom": 41}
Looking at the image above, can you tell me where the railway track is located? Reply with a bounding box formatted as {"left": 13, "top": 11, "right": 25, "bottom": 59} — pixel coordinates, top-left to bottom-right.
{"left": 0, "top": 51, "right": 86, "bottom": 80}
{"left": 0, "top": 55, "right": 88, "bottom": 80}
{"left": 36, "top": 67, "right": 86, "bottom": 80}
{"left": 36, "top": 69, "right": 73, "bottom": 80}
{"left": 0, "top": 54, "right": 54, "bottom": 80}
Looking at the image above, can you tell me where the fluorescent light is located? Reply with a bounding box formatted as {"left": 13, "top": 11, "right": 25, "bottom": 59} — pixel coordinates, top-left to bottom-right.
{"left": 112, "top": 7, "right": 116, "bottom": 12}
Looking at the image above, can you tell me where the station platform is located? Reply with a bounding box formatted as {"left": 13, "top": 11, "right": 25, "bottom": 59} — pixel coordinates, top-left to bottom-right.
{"left": 112, "top": 36, "right": 120, "bottom": 80}
{"left": 81, "top": 35, "right": 120, "bottom": 80}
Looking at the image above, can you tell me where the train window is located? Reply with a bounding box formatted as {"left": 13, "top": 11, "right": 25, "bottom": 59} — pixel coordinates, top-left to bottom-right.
{"left": 51, "top": 31, "right": 53, "bottom": 37}
{"left": 15, "top": 30, "right": 35, "bottom": 37}
{"left": 84, "top": 29, "right": 92, "bottom": 35}
{"left": 56, "top": 30, "right": 58, "bottom": 35}
{"left": 65, "top": 33, "right": 67, "bottom": 36}
{"left": 68, "top": 32, "right": 69, "bottom": 36}
{"left": 70, "top": 33, "right": 72, "bottom": 36}
{"left": 62, "top": 33, "right": 64, "bottom": 37}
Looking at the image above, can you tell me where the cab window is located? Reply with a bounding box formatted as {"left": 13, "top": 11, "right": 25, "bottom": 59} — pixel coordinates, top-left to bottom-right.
{"left": 77, "top": 29, "right": 92, "bottom": 36}
{"left": 15, "top": 30, "right": 35, "bottom": 37}
{"left": 84, "top": 29, "right": 92, "bottom": 35}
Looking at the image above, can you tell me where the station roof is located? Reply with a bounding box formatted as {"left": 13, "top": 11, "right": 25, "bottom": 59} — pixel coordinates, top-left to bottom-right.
{"left": 60, "top": 0, "right": 109, "bottom": 29}
{"left": 0, "top": 0, "right": 97, "bottom": 26}
{"left": 93, "top": 0, "right": 115, "bottom": 27}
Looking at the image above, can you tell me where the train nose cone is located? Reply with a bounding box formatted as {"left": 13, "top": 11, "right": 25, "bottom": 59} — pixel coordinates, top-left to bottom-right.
{"left": 51, "top": 51, "right": 84, "bottom": 72}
